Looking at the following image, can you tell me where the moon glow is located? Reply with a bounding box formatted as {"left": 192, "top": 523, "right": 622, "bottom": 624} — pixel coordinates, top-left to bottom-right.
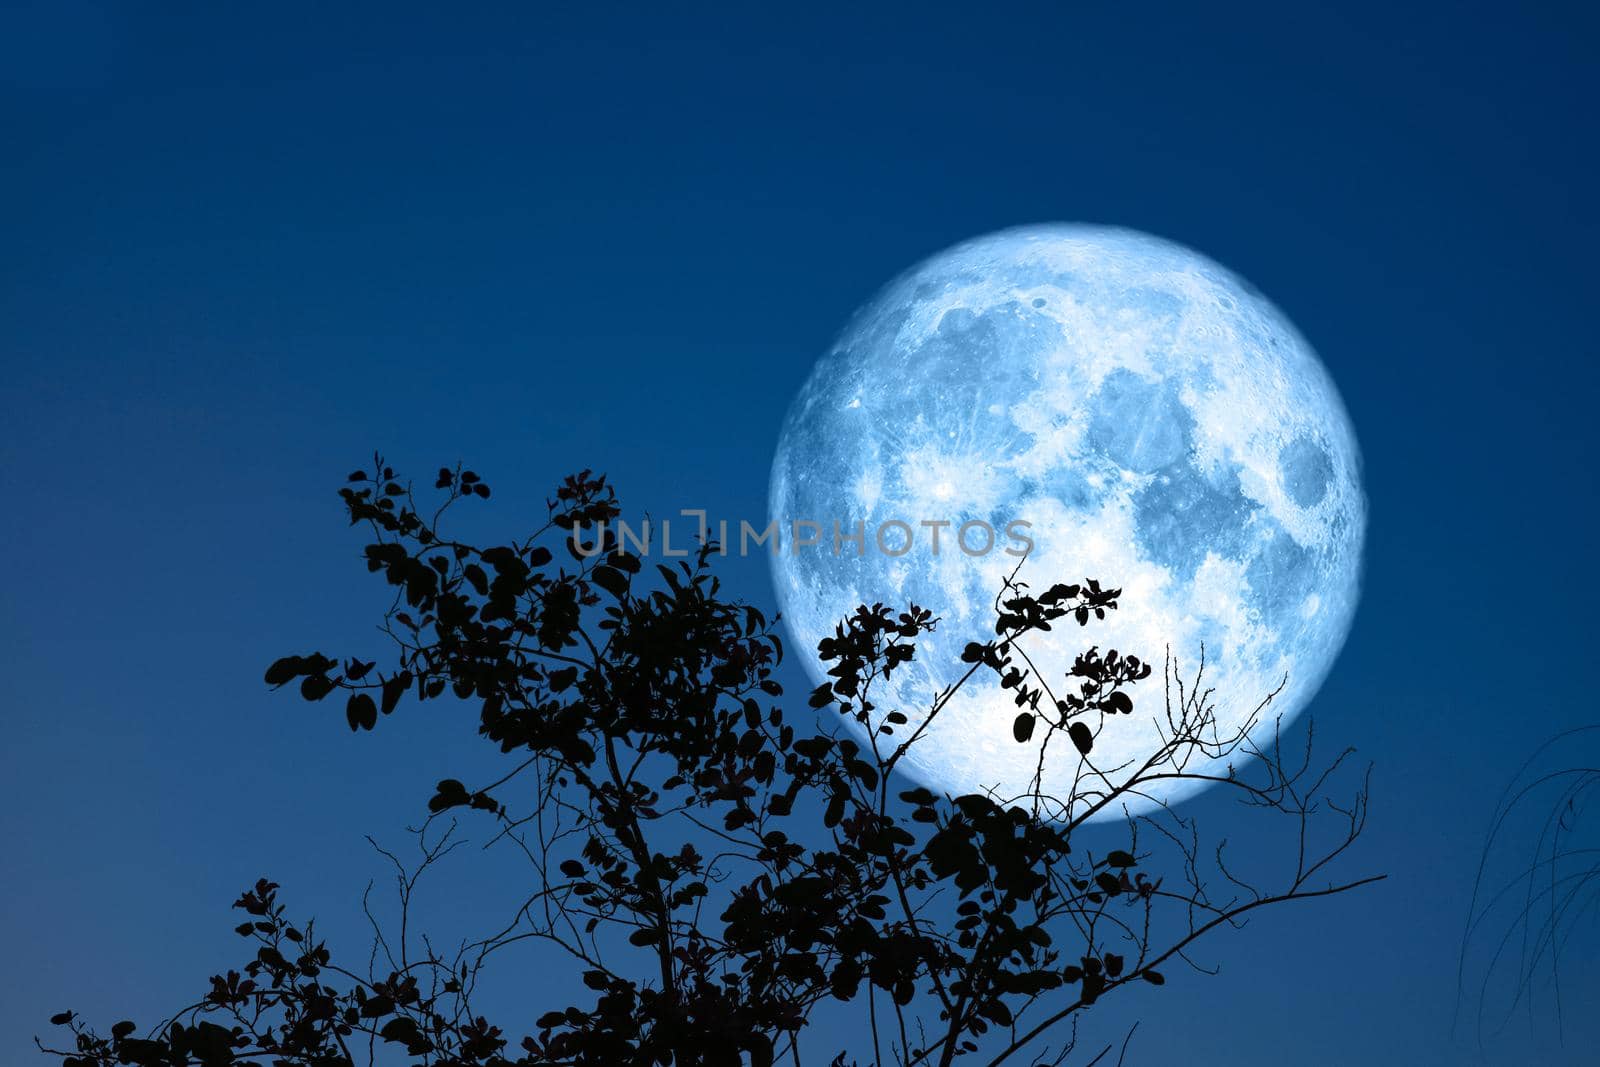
{"left": 769, "top": 226, "right": 1365, "bottom": 816}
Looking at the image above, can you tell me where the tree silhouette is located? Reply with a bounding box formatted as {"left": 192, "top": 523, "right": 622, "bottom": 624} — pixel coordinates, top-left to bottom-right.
{"left": 41, "top": 460, "right": 1381, "bottom": 1066}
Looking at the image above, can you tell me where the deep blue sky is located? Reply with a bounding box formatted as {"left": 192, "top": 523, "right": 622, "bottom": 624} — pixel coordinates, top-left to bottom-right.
{"left": 3, "top": 2, "right": 1597, "bottom": 1063}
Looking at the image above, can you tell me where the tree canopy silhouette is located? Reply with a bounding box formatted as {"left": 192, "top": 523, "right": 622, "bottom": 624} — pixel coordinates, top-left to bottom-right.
{"left": 41, "top": 460, "right": 1381, "bottom": 1067}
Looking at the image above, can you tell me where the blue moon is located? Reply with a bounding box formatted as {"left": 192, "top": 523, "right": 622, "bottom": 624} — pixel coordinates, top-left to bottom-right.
{"left": 768, "top": 225, "right": 1365, "bottom": 816}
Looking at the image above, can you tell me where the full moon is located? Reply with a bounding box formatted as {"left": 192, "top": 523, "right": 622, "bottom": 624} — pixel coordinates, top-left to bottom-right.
{"left": 768, "top": 225, "right": 1365, "bottom": 817}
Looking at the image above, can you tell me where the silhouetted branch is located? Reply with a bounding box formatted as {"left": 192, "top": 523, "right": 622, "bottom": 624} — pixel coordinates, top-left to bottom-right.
{"left": 40, "top": 460, "right": 1380, "bottom": 1067}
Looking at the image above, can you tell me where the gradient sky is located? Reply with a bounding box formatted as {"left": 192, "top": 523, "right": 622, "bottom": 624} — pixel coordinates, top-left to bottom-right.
{"left": 3, "top": 3, "right": 1597, "bottom": 1063}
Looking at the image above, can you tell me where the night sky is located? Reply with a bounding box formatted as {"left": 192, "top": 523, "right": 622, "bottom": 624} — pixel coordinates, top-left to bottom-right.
{"left": 3, "top": 3, "right": 1597, "bottom": 1063}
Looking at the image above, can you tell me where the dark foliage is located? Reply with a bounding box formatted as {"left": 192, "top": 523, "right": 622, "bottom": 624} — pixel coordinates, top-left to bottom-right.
{"left": 42, "top": 460, "right": 1381, "bottom": 1066}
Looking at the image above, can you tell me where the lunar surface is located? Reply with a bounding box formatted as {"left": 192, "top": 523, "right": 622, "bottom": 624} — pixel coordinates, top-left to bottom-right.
{"left": 768, "top": 225, "right": 1364, "bottom": 817}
